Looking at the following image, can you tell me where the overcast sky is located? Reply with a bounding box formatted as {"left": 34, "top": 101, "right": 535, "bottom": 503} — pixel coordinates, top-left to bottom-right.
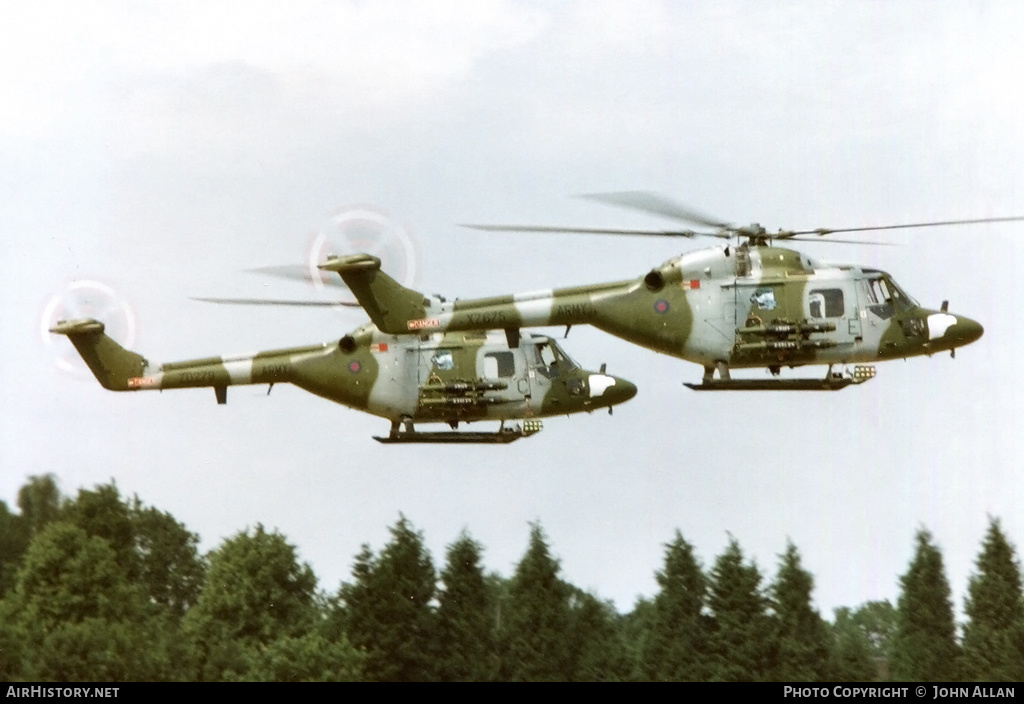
{"left": 3, "top": 1, "right": 1023, "bottom": 618}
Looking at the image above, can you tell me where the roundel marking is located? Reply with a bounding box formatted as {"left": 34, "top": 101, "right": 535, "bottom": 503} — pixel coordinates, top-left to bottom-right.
{"left": 348, "top": 360, "right": 362, "bottom": 373}
{"left": 654, "top": 299, "right": 670, "bottom": 314}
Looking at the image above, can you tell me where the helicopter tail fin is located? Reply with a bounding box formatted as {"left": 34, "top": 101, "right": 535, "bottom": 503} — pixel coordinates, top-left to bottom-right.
{"left": 319, "top": 254, "right": 429, "bottom": 334}
{"left": 49, "top": 319, "right": 148, "bottom": 391}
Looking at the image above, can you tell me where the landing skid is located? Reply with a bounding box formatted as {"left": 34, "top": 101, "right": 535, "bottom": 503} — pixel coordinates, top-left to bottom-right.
{"left": 685, "top": 365, "right": 876, "bottom": 392}
{"left": 374, "top": 420, "right": 543, "bottom": 444}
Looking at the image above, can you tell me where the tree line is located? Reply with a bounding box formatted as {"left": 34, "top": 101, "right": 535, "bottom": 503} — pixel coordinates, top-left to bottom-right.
{"left": 0, "top": 474, "right": 1021, "bottom": 681}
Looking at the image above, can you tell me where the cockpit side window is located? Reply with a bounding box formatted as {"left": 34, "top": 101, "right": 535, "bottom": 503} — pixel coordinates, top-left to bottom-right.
{"left": 869, "top": 279, "right": 885, "bottom": 303}
{"left": 885, "top": 278, "right": 917, "bottom": 312}
{"left": 532, "top": 340, "right": 579, "bottom": 379}
{"left": 866, "top": 277, "right": 895, "bottom": 320}
{"left": 551, "top": 343, "right": 579, "bottom": 370}
{"left": 538, "top": 343, "right": 557, "bottom": 366}
{"left": 533, "top": 343, "right": 560, "bottom": 379}
{"left": 867, "top": 276, "right": 916, "bottom": 314}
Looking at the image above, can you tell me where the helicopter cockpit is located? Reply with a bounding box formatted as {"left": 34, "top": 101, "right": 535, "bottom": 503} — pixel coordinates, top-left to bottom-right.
{"left": 862, "top": 270, "right": 918, "bottom": 320}
{"left": 532, "top": 337, "right": 580, "bottom": 379}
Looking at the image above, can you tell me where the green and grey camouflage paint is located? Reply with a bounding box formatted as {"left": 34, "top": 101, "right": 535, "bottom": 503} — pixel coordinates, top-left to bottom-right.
{"left": 49, "top": 318, "right": 637, "bottom": 429}
{"left": 324, "top": 245, "right": 982, "bottom": 381}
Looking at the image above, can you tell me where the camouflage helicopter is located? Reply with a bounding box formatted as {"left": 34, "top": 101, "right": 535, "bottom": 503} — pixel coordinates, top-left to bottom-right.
{"left": 319, "top": 192, "right": 1021, "bottom": 390}
{"left": 49, "top": 317, "right": 637, "bottom": 443}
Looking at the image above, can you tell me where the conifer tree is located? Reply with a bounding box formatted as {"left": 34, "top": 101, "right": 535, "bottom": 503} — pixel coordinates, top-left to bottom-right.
{"left": 706, "top": 536, "right": 777, "bottom": 681}
{"left": 641, "top": 530, "right": 710, "bottom": 681}
{"left": 435, "top": 531, "right": 497, "bottom": 681}
{"left": 772, "top": 541, "right": 830, "bottom": 681}
{"left": 501, "top": 523, "right": 573, "bottom": 681}
{"left": 340, "top": 515, "right": 437, "bottom": 681}
{"left": 891, "top": 529, "right": 959, "bottom": 681}
{"left": 621, "top": 597, "right": 655, "bottom": 680}
{"left": 567, "top": 589, "right": 631, "bottom": 681}
{"left": 961, "top": 518, "right": 1024, "bottom": 681}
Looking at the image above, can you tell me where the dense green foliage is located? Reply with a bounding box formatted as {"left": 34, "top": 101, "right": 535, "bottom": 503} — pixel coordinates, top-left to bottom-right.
{"left": 960, "top": 518, "right": 1024, "bottom": 681}
{"left": 772, "top": 541, "right": 831, "bottom": 681}
{"left": 640, "top": 531, "right": 710, "bottom": 680}
{"left": 829, "top": 606, "right": 881, "bottom": 681}
{"left": 2, "top": 522, "right": 180, "bottom": 680}
{"left": 706, "top": 536, "right": 777, "bottom": 680}
{"left": 182, "top": 523, "right": 350, "bottom": 681}
{"left": 826, "top": 600, "right": 898, "bottom": 681}
{"left": 891, "top": 529, "right": 960, "bottom": 681}
{"left": 435, "top": 532, "right": 498, "bottom": 681}
{"left": 1, "top": 474, "right": 1020, "bottom": 681}
{"left": 338, "top": 516, "right": 437, "bottom": 681}
{"left": 500, "top": 523, "right": 574, "bottom": 680}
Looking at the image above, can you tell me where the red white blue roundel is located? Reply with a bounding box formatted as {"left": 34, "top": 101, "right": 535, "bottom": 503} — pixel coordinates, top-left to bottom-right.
{"left": 348, "top": 360, "right": 361, "bottom": 373}
{"left": 654, "top": 299, "right": 670, "bottom": 314}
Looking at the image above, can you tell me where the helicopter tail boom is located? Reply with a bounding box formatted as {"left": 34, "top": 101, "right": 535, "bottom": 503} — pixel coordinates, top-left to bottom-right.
{"left": 320, "top": 252, "right": 639, "bottom": 342}
{"left": 50, "top": 318, "right": 331, "bottom": 402}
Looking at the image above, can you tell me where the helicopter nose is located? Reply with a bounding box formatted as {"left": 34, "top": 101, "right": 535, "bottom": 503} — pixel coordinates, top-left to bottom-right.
{"left": 596, "top": 375, "right": 637, "bottom": 405}
{"left": 927, "top": 312, "right": 983, "bottom": 347}
{"left": 945, "top": 316, "right": 984, "bottom": 346}
{"left": 615, "top": 377, "right": 638, "bottom": 403}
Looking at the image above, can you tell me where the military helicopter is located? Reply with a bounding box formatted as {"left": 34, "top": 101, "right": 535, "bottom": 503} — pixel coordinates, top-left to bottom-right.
{"left": 49, "top": 316, "right": 637, "bottom": 443}
{"left": 319, "top": 192, "right": 1021, "bottom": 390}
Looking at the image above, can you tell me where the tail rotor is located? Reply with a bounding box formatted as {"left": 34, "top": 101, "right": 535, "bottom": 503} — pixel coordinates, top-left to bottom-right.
{"left": 40, "top": 280, "right": 137, "bottom": 379}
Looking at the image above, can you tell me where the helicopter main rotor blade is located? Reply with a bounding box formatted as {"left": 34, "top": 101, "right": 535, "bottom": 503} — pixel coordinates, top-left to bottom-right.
{"left": 782, "top": 236, "right": 898, "bottom": 246}
{"left": 578, "top": 191, "right": 733, "bottom": 231}
{"left": 192, "top": 297, "right": 362, "bottom": 308}
{"left": 778, "top": 215, "right": 1024, "bottom": 238}
{"left": 460, "top": 223, "right": 717, "bottom": 238}
{"left": 247, "top": 264, "right": 351, "bottom": 290}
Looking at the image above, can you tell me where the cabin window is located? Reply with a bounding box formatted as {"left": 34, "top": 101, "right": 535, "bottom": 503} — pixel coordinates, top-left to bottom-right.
{"left": 484, "top": 351, "right": 515, "bottom": 378}
{"left": 750, "top": 287, "right": 777, "bottom": 310}
{"left": 809, "top": 288, "right": 844, "bottom": 318}
{"left": 431, "top": 350, "right": 454, "bottom": 371}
